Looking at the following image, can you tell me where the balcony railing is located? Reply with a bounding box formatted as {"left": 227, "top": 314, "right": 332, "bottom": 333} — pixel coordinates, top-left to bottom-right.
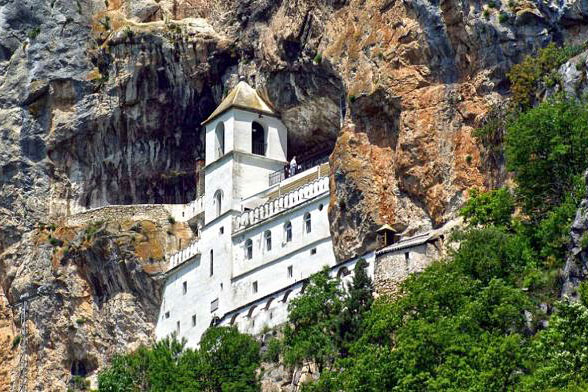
{"left": 252, "top": 143, "right": 266, "bottom": 156}
{"left": 268, "top": 153, "right": 330, "bottom": 186}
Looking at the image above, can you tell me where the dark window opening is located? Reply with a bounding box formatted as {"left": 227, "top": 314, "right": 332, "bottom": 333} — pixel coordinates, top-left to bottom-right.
{"left": 245, "top": 239, "right": 253, "bottom": 260}
{"left": 252, "top": 122, "right": 266, "bottom": 156}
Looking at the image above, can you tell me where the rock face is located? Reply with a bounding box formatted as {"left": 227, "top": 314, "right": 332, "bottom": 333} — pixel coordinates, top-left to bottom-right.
{"left": 561, "top": 171, "right": 588, "bottom": 300}
{"left": 2, "top": 0, "right": 588, "bottom": 389}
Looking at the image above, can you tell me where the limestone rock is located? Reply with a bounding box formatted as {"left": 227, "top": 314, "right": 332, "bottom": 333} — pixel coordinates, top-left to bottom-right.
{"left": 2, "top": 0, "right": 588, "bottom": 389}
{"left": 561, "top": 170, "right": 588, "bottom": 300}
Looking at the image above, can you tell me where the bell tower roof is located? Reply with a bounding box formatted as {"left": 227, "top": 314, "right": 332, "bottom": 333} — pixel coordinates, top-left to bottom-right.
{"left": 202, "top": 81, "right": 276, "bottom": 125}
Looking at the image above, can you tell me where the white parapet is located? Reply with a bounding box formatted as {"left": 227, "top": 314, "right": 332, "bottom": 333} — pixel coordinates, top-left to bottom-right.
{"left": 167, "top": 240, "right": 200, "bottom": 271}
{"left": 233, "top": 176, "right": 329, "bottom": 232}
{"left": 165, "top": 196, "right": 204, "bottom": 223}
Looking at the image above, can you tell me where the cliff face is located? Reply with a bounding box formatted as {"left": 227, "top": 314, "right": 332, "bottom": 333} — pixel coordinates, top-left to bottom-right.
{"left": 2, "top": 0, "right": 588, "bottom": 389}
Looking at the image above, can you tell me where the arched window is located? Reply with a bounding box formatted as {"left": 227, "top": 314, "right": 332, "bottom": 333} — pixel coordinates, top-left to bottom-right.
{"left": 304, "top": 212, "right": 311, "bottom": 234}
{"left": 245, "top": 239, "right": 253, "bottom": 260}
{"left": 252, "top": 122, "right": 265, "bottom": 156}
{"left": 215, "top": 122, "right": 225, "bottom": 159}
{"left": 214, "top": 190, "right": 223, "bottom": 217}
{"left": 264, "top": 230, "right": 272, "bottom": 251}
{"left": 284, "top": 221, "right": 292, "bottom": 243}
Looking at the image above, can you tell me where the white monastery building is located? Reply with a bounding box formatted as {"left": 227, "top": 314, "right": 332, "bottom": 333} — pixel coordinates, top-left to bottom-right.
{"left": 154, "top": 82, "right": 376, "bottom": 345}
{"left": 155, "top": 82, "right": 447, "bottom": 346}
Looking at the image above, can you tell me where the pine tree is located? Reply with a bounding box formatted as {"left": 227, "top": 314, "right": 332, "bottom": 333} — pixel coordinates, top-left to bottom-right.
{"left": 337, "top": 259, "right": 374, "bottom": 357}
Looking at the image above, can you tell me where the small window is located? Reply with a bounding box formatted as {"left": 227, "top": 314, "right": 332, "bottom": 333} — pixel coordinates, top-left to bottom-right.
{"left": 264, "top": 230, "right": 272, "bottom": 251}
{"left": 214, "top": 190, "right": 223, "bottom": 217}
{"left": 318, "top": 203, "right": 324, "bottom": 211}
{"left": 165, "top": 311, "right": 170, "bottom": 319}
{"left": 219, "top": 226, "right": 224, "bottom": 235}
{"left": 288, "top": 265, "right": 293, "bottom": 278}
{"left": 176, "top": 321, "right": 181, "bottom": 334}
{"left": 310, "top": 248, "right": 317, "bottom": 255}
{"left": 405, "top": 252, "right": 410, "bottom": 261}
{"left": 304, "top": 212, "right": 311, "bottom": 234}
{"left": 284, "top": 221, "right": 292, "bottom": 243}
{"left": 192, "top": 314, "right": 197, "bottom": 327}
{"left": 253, "top": 281, "right": 258, "bottom": 294}
{"left": 245, "top": 239, "right": 253, "bottom": 260}
{"left": 210, "top": 250, "right": 214, "bottom": 276}
{"left": 211, "top": 298, "right": 219, "bottom": 312}
{"left": 220, "top": 283, "right": 223, "bottom": 290}
{"left": 182, "top": 281, "right": 187, "bottom": 295}
{"left": 269, "top": 311, "right": 273, "bottom": 320}
{"left": 215, "top": 122, "right": 225, "bottom": 159}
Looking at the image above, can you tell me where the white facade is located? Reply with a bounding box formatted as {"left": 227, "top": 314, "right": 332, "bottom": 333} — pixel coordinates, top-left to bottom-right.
{"left": 156, "top": 84, "right": 351, "bottom": 346}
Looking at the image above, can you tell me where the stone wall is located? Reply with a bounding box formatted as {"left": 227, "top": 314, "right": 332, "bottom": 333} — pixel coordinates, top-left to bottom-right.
{"left": 66, "top": 204, "right": 173, "bottom": 227}
{"left": 374, "top": 242, "right": 441, "bottom": 296}
{"left": 66, "top": 200, "right": 204, "bottom": 228}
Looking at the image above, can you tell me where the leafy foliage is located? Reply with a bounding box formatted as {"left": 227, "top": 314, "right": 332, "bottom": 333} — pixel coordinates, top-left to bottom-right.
{"left": 283, "top": 267, "right": 344, "bottom": 370}
{"left": 98, "top": 328, "right": 260, "bottom": 392}
{"left": 505, "top": 98, "right": 588, "bottom": 216}
{"left": 460, "top": 188, "right": 515, "bottom": 227}
{"left": 507, "top": 43, "right": 584, "bottom": 108}
{"left": 302, "top": 95, "right": 588, "bottom": 389}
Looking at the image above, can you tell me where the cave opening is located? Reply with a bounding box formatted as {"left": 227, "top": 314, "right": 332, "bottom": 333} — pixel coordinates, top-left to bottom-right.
{"left": 70, "top": 360, "right": 88, "bottom": 377}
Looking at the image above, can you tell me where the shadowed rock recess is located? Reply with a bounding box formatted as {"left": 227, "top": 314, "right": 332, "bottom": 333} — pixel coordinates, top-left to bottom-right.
{"left": 1, "top": 0, "right": 588, "bottom": 389}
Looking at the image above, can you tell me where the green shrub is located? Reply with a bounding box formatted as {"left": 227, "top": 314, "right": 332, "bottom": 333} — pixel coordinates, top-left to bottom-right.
{"left": 487, "top": 0, "right": 497, "bottom": 8}
{"left": 483, "top": 9, "right": 490, "bottom": 19}
{"left": 349, "top": 95, "right": 356, "bottom": 103}
{"left": 99, "top": 16, "right": 111, "bottom": 31}
{"left": 168, "top": 216, "right": 176, "bottom": 224}
{"left": 11, "top": 335, "right": 21, "bottom": 350}
{"left": 76, "top": 318, "right": 86, "bottom": 325}
{"left": 262, "top": 338, "right": 282, "bottom": 363}
{"left": 313, "top": 52, "right": 323, "bottom": 64}
{"left": 49, "top": 237, "right": 61, "bottom": 247}
{"left": 507, "top": 43, "right": 585, "bottom": 108}
{"left": 27, "top": 27, "right": 41, "bottom": 40}
{"left": 499, "top": 12, "right": 509, "bottom": 23}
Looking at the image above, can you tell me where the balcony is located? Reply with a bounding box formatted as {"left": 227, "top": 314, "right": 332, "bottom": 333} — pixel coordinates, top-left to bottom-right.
{"left": 269, "top": 153, "right": 330, "bottom": 186}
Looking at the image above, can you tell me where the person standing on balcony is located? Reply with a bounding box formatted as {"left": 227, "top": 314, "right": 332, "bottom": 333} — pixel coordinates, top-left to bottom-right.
{"left": 290, "top": 156, "right": 297, "bottom": 176}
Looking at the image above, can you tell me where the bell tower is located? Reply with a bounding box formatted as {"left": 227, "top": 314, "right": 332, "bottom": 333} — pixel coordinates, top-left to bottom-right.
{"left": 201, "top": 81, "right": 288, "bottom": 225}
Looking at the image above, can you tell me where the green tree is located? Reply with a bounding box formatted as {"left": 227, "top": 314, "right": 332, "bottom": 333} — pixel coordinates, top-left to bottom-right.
{"left": 522, "top": 301, "right": 588, "bottom": 391}
{"left": 283, "top": 267, "right": 343, "bottom": 370}
{"left": 98, "top": 328, "right": 260, "bottom": 392}
{"left": 505, "top": 98, "right": 588, "bottom": 216}
{"left": 337, "top": 259, "right": 374, "bottom": 357}
{"left": 460, "top": 188, "right": 515, "bottom": 227}
{"left": 198, "top": 326, "right": 260, "bottom": 392}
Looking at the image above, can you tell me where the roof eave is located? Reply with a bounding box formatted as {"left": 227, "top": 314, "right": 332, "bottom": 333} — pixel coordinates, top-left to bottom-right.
{"left": 201, "top": 105, "right": 279, "bottom": 126}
